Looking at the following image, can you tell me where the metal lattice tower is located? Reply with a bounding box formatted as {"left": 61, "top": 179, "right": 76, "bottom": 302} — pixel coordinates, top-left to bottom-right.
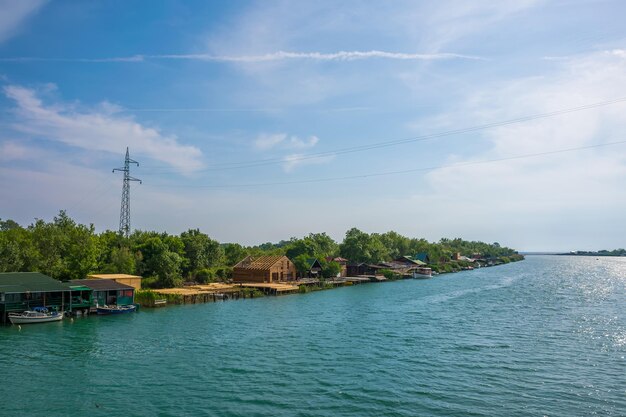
{"left": 113, "top": 147, "right": 141, "bottom": 237}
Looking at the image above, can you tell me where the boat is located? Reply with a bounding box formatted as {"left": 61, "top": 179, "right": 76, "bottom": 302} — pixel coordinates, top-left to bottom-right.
{"left": 96, "top": 304, "right": 137, "bottom": 315}
{"left": 8, "top": 307, "right": 64, "bottom": 324}
{"left": 413, "top": 267, "right": 433, "bottom": 279}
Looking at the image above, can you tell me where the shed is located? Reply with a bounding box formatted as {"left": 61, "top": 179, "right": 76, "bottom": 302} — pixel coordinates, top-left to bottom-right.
{"left": 414, "top": 252, "right": 431, "bottom": 264}
{"left": 232, "top": 255, "right": 296, "bottom": 283}
{"left": 0, "top": 272, "right": 71, "bottom": 324}
{"left": 302, "top": 258, "right": 323, "bottom": 278}
{"left": 71, "top": 279, "right": 135, "bottom": 306}
{"left": 88, "top": 273, "right": 143, "bottom": 290}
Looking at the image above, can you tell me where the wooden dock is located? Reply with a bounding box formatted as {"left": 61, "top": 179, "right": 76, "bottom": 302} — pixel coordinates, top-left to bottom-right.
{"left": 152, "top": 283, "right": 245, "bottom": 304}
{"left": 237, "top": 282, "right": 299, "bottom": 295}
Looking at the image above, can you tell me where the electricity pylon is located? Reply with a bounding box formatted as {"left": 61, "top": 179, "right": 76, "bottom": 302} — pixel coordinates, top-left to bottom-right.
{"left": 113, "top": 147, "right": 141, "bottom": 237}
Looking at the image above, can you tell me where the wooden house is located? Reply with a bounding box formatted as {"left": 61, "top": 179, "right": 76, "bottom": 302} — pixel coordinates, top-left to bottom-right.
{"left": 88, "top": 273, "right": 143, "bottom": 289}
{"left": 326, "top": 257, "right": 348, "bottom": 277}
{"left": 0, "top": 272, "right": 71, "bottom": 324}
{"left": 302, "top": 258, "right": 323, "bottom": 279}
{"left": 71, "top": 279, "right": 135, "bottom": 307}
{"left": 347, "top": 263, "right": 386, "bottom": 276}
{"left": 232, "top": 255, "right": 296, "bottom": 283}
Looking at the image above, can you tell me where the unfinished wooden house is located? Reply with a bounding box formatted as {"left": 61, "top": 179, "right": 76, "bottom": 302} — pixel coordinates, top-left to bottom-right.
{"left": 232, "top": 255, "right": 296, "bottom": 283}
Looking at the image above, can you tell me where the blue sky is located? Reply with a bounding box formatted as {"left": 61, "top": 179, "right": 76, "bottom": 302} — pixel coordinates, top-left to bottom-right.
{"left": 1, "top": 0, "right": 626, "bottom": 251}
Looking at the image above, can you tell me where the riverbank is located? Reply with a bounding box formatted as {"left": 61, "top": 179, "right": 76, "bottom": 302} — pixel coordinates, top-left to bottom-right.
{"left": 135, "top": 255, "right": 524, "bottom": 308}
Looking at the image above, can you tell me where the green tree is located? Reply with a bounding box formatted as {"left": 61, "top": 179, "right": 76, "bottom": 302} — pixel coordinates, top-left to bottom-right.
{"left": 0, "top": 222, "right": 39, "bottom": 272}
{"left": 180, "top": 229, "right": 223, "bottom": 277}
{"left": 320, "top": 259, "right": 341, "bottom": 278}
{"left": 223, "top": 243, "right": 248, "bottom": 266}
{"left": 340, "top": 228, "right": 389, "bottom": 263}
{"left": 28, "top": 211, "right": 98, "bottom": 280}
{"left": 292, "top": 254, "right": 312, "bottom": 276}
{"left": 154, "top": 251, "right": 183, "bottom": 288}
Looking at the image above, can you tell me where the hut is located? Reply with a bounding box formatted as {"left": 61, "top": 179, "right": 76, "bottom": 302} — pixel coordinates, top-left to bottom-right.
{"left": 302, "top": 258, "right": 323, "bottom": 279}
{"left": 326, "top": 257, "right": 349, "bottom": 277}
{"left": 0, "top": 272, "right": 71, "bottom": 324}
{"left": 232, "top": 255, "right": 296, "bottom": 283}
{"left": 87, "top": 273, "right": 143, "bottom": 289}
{"left": 71, "top": 279, "right": 135, "bottom": 307}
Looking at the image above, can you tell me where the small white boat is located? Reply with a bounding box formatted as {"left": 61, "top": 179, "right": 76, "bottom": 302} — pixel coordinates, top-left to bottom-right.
{"left": 96, "top": 304, "right": 137, "bottom": 315}
{"left": 9, "top": 307, "right": 64, "bottom": 324}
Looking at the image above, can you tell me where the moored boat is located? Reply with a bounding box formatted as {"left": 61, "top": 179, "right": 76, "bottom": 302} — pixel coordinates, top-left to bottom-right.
{"left": 8, "top": 307, "right": 64, "bottom": 324}
{"left": 96, "top": 304, "right": 137, "bottom": 315}
{"left": 413, "top": 267, "right": 433, "bottom": 279}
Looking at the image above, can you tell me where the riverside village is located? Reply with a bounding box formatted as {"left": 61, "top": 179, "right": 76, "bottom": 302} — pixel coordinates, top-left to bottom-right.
{"left": 0, "top": 149, "right": 523, "bottom": 325}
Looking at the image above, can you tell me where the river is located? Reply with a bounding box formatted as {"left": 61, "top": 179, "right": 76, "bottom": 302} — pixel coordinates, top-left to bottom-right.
{"left": 1, "top": 255, "right": 624, "bottom": 416}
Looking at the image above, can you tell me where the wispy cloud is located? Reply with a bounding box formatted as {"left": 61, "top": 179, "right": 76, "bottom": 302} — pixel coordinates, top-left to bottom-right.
{"left": 0, "top": 55, "right": 145, "bottom": 63}
{"left": 403, "top": 48, "right": 626, "bottom": 248}
{"left": 0, "top": 50, "right": 480, "bottom": 63}
{"left": 0, "top": 141, "right": 31, "bottom": 161}
{"left": 0, "top": 0, "right": 47, "bottom": 44}
{"left": 3, "top": 84, "right": 204, "bottom": 173}
{"left": 254, "top": 133, "right": 319, "bottom": 150}
{"left": 253, "top": 133, "right": 328, "bottom": 171}
{"left": 255, "top": 133, "right": 287, "bottom": 150}
{"left": 152, "top": 50, "right": 481, "bottom": 62}
{"left": 283, "top": 153, "right": 335, "bottom": 173}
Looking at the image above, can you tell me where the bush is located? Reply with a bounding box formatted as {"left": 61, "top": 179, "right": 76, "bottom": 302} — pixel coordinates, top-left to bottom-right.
{"left": 142, "top": 275, "right": 161, "bottom": 289}
{"left": 196, "top": 268, "right": 215, "bottom": 283}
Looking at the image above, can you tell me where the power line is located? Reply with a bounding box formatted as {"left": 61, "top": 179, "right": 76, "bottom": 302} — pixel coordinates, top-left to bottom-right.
{"left": 142, "top": 96, "right": 626, "bottom": 174}
{"left": 144, "top": 140, "right": 626, "bottom": 189}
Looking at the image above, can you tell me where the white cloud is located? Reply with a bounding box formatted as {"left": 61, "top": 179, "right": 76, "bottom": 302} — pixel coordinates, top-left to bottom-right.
{"left": 0, "top": 50, "right": 480, "bottom": 63}
{"left": 401, "top": 49, "right": 626, "bottom": 249}
{"left": 254, "top": 133, "right": 319, "bottom": 151}
{"left": 151, "top": 50, "right": 480, "bottom": 62}
{"left": 0, "top": 0, "right": 46, "bottom": 44}
{"left": 254, "top": 133, "right": 287, "bottom": 150}
{"left": 3, "top": 85, "right": 204, "bottom": 173}
{"left": 0, "top": 141, "right": 30, "bottom": 161}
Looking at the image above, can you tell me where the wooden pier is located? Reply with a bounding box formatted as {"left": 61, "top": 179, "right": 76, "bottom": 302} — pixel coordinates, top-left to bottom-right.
{"left": 237, "top": 282, "right": 299, "bottom": 295}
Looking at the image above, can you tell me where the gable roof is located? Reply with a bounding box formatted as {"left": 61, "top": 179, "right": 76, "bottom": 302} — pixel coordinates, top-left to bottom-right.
{"left": 414, "top": 252, "right": 431, "bottom": 263}
{"left": 326, "top": 256, "right": 349, "bottom": 263}
{"left": 0, "top": 272, "right": 70, "bottom": 293}
{"left": 234, "top": 255, "right": 290, "bottom": 271}
{"left": 394, "top": 256, "right": 427, "bottom": 266}
{"left": 306, "top": 258, "right": 323, "bottom": 269}
{"left": 70, "top": 279, "right": 134, "bottom": 291}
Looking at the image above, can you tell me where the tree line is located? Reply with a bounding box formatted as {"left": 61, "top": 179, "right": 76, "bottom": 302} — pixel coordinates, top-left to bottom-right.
{"left": 0, "top": 211, "right": 518, "bottom": 288}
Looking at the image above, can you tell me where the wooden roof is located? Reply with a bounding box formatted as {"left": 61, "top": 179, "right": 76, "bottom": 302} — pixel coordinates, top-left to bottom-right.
{"left": 71, "top": 279, "right": 134, "bottom": 291}
{"left": 88, "top": 274, "right": 142, "bottom": 279}
{"left": 234, "top": 255, "right": 289, "bottom": 270}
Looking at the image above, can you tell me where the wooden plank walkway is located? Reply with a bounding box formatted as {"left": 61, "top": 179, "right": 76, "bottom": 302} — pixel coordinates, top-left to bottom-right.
{"left": 237, "top": 282, "right": 299, "bottom": 294}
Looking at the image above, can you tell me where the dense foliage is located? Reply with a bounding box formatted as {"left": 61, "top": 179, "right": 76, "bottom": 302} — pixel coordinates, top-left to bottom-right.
{"left": 566, "top": 249, "right": 626, "bottom": 256}
{"left": 0, "top": 212, "right": 519, "bottom": 287}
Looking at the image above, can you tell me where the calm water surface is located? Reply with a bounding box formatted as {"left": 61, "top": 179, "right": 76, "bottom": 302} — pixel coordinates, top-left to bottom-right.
{"left": 1, "top": 256, "right": 624, "bottom": 416}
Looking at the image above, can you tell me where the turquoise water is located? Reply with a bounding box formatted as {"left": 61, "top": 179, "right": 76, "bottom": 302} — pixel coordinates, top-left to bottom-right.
{"left": 1, "top": 256, "right": 624, "bottom": 416}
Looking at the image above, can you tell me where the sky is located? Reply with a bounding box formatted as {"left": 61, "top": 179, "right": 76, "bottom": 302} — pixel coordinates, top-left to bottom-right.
{"left": 1, "top": 0, "right": 625, "bottom": 251}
